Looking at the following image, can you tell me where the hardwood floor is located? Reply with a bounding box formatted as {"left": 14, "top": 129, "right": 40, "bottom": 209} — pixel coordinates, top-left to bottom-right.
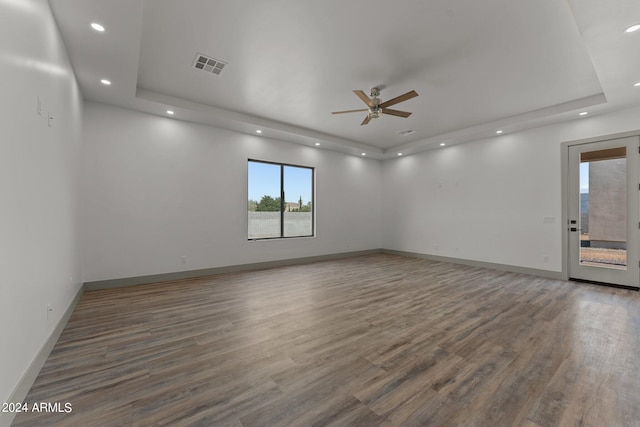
{"left": 12, "top": 254, "right": 640, "bottom": 426}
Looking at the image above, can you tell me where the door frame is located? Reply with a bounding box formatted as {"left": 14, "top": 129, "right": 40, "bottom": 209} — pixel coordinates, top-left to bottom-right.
{"left": 561, "top": 129, "right": 640, "bottom": 288}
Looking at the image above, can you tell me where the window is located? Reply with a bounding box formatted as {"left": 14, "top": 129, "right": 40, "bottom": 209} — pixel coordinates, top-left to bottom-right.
{"left": 248, "top": 160, "right": 314, "bottom": 239}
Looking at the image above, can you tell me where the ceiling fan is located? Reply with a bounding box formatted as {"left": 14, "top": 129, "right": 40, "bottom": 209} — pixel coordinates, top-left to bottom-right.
{"left": 332, "top": 87, "right": 418, "bottom": 125}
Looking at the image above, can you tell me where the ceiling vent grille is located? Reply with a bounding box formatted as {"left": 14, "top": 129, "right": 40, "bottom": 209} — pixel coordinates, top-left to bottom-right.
{"left": 397, "top": 129, "right": 415, "bottom": 136}
{"left": 192, "top": 53, "right": 227, "bottom": 75}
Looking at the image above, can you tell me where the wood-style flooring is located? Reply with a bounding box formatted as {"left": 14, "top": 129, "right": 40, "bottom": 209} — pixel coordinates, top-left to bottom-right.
{"left": 12, "top": 254, "right": 640, "bottom": 426}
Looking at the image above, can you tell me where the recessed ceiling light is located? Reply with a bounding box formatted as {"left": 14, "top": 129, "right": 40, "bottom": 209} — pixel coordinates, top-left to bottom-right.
{"left": 361, "top": 153, "right": 366, "bottom": 156}
{"left": 100, "top": 79, "right": 111, "bottom": 86}
{"left": 579, "top": 111, "right": 588, "bottom": 116}
{"left": 397, "top": 153, "right": 403, "bottom": 156}
{"left": 314, "top": 142, "right": 320, "bottom": 146}
{"left": 625, "top": 24, "right": 640, "bottom": 33}
{"left": 91, "top": 23, "right": 105, "bottom": 32}
{"left": 256, "top": 130, "right": 262, "bottom": 134}
{"left": 496, "top": 130, "right": 503, "bottom": 134}
{"left": 440, "top": 143, "right": 446, "bottom": 146}
{"left": 166, "top": 110, "right": 174, "bottom": 115}
{"left": 634, "top": 82, "right": 640, "bottom": 87}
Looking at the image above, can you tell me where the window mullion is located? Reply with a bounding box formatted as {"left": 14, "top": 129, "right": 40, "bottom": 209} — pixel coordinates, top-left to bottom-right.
{"left": 280, "top": 164, "right": 285, "bottom": 238}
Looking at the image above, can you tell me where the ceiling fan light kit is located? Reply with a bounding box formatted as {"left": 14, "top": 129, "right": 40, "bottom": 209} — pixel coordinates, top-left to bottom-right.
{"left": 369, "top": 107, "right": 382, "bottom": 118}
{"left": 332, "top": 87, "right": 418, "bottom": 125}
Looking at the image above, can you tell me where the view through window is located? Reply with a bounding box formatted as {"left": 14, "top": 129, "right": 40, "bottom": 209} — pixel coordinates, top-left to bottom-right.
{"left": 579, "top": 147, "right": 627, "bottom": 269}
{"left": 248, "top": 160, "right": 314, "bottom": 239}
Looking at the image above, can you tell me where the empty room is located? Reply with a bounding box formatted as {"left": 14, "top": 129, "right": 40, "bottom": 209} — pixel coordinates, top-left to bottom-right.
{"left": 2, "top": 0, "right": 640, "bottom": 426}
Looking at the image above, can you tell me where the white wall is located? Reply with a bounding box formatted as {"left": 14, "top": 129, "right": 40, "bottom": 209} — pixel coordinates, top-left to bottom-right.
{"left": 382, "top": 106, "right": 640, "bottom": 272}
{"left": 0, "top": 0, "right": 83, "bottom": 405}
{"left": 81, "top": 102, "right": 381, "bottom": 282}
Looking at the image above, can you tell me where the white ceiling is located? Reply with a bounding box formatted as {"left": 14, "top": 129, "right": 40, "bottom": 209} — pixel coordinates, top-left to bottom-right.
{"left": 49, "top": 0, "right": 640, "bottom": 159}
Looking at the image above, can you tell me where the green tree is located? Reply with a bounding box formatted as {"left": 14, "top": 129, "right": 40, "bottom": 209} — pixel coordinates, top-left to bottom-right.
{"left": 256, "top": 195, "right": 282, "bottom": 212}
{"left": 298, "top": 202, "right": 312, "bottom": 212}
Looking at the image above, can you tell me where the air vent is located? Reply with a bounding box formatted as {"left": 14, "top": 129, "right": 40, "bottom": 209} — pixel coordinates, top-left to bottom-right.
{"left": 192, "top": 53, "right": 227, "bottom": 75}
{"left": 397, "top": 129, "right": 415, "bottom": 136}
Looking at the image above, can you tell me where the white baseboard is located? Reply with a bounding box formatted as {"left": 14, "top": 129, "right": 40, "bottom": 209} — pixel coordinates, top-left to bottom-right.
{"left": 382, "top": 249, "right": 564, "bottom": 280}
{"left": 84, "top": 249, "right": 382, "bottom": 291}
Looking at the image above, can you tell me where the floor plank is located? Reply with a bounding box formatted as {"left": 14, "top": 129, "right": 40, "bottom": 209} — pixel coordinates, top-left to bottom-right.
{"left": 12, "top": 254, "right": 640, "bottom": 426}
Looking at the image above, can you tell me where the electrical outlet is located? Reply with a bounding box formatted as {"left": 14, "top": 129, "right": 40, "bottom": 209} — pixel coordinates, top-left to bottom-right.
{"left": 181, "top": 256, "right": 187, "bottom": 264}
{"left": 543, "top": 255, "right": 550, "bottom": 263}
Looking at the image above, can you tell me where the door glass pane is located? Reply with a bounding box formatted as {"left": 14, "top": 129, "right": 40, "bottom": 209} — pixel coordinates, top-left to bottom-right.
{"left": 579, "top": 147, "right": 627, "bottom": 269}
{"left": 248, "top": 161, "right": 281, "bottom": 239}
{"left": 283, "top": 165, "right": 313, "bottom": 237}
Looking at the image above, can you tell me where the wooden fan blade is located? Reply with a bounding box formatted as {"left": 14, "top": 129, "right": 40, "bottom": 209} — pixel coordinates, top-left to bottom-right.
{"left": 361, "top": 115, "right": 372, "bottom": 126}
{"left": 382, "top": 108, "right": 412, "bottom": 118}
{"left": 379, "top": 90, "right": 418, "bottom": 108}
{"left": 332, "top": 109, "right": 368, "bottom": 114}
{"left": 354, "top": 90, "right": 374, "bottom": 107}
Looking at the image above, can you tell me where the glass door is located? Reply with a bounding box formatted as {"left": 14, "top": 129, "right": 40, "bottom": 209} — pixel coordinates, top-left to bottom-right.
{"left": 568, "top": 136, "right": 639, "bottom": 289}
